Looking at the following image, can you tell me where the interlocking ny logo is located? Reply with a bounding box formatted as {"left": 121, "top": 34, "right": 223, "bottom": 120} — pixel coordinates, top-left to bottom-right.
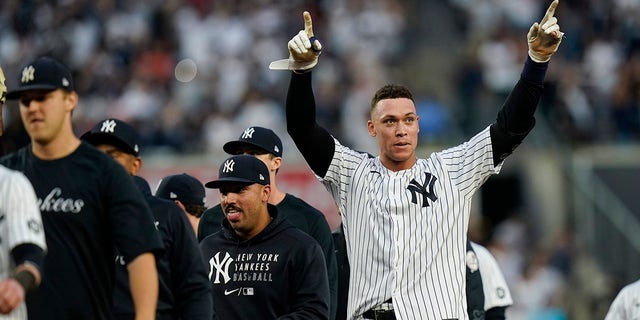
{"left": 407, "top": 172, "right": 438, "bottom": 208}
{"left": 21, "top": 66, "right": 35, "bottom": 83}
{"left": 209, "top": 252, "right": 233, "bottom": 284}
{"left": 223, "top": 159, "right": 235, "bottom": 173}
{"left": 241, "top": 127, "right": 255, "bottom": 139}
{"left": 100, "top": 120, "right": 117, "bottom": 133}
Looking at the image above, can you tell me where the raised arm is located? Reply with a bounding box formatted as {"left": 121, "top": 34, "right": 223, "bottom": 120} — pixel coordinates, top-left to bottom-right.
{"left": 490, "top": 0, "right": 563, "bottom": 166}
{"left": 271, "top": 11, "right": 335, "bottom": 177}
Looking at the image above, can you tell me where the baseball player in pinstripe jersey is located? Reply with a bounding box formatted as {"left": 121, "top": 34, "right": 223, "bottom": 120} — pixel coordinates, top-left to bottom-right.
{"left": 0, "top": 165, "right": 46, "bottom": 320}
{"left": 271, "top": 1, "right": 563, "bottom": 319}
{"left": 605, "top": 278, "right": 640, "bottom": 320}
{"left": 0, "top": 70, "right": 47, "bottom": 320}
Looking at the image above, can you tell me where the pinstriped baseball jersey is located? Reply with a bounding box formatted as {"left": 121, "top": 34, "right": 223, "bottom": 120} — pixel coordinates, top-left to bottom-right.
{"left": 321, "top": 126, "right": 501, "bottom": 320}
{"left": 0, "top": 165, "right": 46, "bottom": 320}
{"left": 469, "top": 242, "right": 513, "bottom": 310}
{"left": 605, "top": 279, "right": 640, "bottom": 320}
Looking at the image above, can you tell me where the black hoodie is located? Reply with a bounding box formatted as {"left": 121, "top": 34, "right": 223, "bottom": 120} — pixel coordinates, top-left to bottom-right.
{"left": 199, "top": 204, "right": 329, "bottom": 319}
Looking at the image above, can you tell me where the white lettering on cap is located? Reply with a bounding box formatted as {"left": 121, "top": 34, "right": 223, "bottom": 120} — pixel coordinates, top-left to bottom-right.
{"left": 101, "top": 120, "right": 117, "bottom": 133}
{"left": 223, "top": 159, "right": 235, "bottom": 173}
{"left": 22, "top": 66, "right": 35, "bottom": 83}
{"left": 241, "top": 127, "right": 255, "bottom": 139}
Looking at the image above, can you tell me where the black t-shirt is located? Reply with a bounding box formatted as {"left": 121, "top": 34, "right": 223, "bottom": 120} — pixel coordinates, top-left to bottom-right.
{"left": 0, "top": 142, "right": 163, "bottom": 320}
{"left": 113, "top": 176, "right": 212, "bottom": 320}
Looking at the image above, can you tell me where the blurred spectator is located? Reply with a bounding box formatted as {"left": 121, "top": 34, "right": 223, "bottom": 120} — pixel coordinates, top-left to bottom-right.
{"left": 507, "top": 247, "right": 567, "bottom": 320}
{"left": 611, "top": 48, "right": 640, "bottom": 141}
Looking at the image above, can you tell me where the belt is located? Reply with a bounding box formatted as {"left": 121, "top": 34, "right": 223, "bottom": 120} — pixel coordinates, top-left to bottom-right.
{"left": 362, "top": 298, "right": 395, "bottom": 320}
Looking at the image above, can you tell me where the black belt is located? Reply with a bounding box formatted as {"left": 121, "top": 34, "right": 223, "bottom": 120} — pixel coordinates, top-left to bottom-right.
{"left": 362, "top": 298, "right": 395, "bottom": 320}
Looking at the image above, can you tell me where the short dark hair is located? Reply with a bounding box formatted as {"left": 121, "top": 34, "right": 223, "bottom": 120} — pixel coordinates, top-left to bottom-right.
{"left": 370, "top": 84, "right": 414, "bottom": 111}
{"left": 184, "top": 204, "right": 206, "bottom": 218}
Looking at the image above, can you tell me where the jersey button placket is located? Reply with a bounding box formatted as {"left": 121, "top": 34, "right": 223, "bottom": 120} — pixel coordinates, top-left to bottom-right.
{"left": 389, "top": 173, "right": 402, "bottom": 297}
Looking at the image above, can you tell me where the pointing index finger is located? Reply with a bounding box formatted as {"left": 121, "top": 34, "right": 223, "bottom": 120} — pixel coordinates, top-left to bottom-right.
{"left": 304, "top": 11, "right": 314, "bottom": 38}
{"left": 540, "top": 0, "right": 559, "bottom": 25}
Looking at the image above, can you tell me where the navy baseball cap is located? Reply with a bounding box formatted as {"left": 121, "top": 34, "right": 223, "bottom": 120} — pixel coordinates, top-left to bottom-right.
{"left": 6, "top": 56, "right": 74, "bottom": 100}
{"left": 81, "top": 118, "right": 140, "bottom": 156}
{"left": 205, "top": 155, "right": 270, "bottom": 189}
{"left": 156, "top": 173, "right": 206, "bottom": 206}
{"left": 223, "top": 126, "right": 283, "bottom": 157}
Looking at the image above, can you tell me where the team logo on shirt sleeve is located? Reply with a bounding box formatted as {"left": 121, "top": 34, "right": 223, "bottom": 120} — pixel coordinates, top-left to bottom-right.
{"left": 407, "top": 172, "right": 438, "bottom": 208}
{"left": 27, "top": 219, "right": 42, "bottom": 233}
{"left": 466, "top": 250, "right": 479, "bottom": 272}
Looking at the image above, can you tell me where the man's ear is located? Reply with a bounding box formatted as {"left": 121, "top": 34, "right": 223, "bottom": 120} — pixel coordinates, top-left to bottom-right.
{"left": 65, "top": 91, "right": 78, "bottom": 112}
{"left": 262, "top": 184, "right": 271, "bottom": 202}
{"left": 131, "top": 157, "right": 142, "bottom": 175}
{"left": 367, "top": 120, "right": 376, "bottom": 137}
{"left": 271, "top": 156, "right": 283, "bottom": 172}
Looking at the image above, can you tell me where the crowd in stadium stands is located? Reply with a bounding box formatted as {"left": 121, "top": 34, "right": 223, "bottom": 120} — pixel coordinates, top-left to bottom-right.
{"left": 1, "top": 0, "right": 639, "bottom": 153}
{"left": 1, "top": 0, "right": 639, "bottom": 319}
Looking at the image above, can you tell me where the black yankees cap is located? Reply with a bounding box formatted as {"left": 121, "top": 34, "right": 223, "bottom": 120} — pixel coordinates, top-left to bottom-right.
{"left": 223, "top": 126, "right": 283, "bottom": 157}
{"left": 81, "top": 118, "right": 140, "bottom": 156}
{"left": 6, "top": 56, "right": 74, "bottom": 100}
{"left": 156, "top": 173, "right": 206, "bottom": 206}
{"left": 205, "top": 155, "right": 270, "bottom": 189}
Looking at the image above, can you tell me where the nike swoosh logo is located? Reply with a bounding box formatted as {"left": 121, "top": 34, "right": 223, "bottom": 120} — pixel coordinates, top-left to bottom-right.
{"left": 224, "top": 288, "right": 241, "bottom": 295}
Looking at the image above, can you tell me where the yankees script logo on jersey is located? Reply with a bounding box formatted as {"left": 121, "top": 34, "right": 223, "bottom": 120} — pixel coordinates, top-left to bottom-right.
{"left": 37, "top": 187, "right": 85, "bottom": 213}
{"left": 322, "top": 127, "right": 499, "bottom": 320}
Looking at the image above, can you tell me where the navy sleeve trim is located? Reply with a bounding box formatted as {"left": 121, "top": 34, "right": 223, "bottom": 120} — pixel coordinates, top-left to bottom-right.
{"left": 11, "top": 243, "right": 45, "bottom": 270}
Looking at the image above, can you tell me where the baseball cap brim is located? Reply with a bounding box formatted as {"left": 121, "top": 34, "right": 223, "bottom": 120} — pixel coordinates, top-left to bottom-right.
{"left": 204, "top": 177, "right": 254, "bottom": 189}
{"left": 223, "top": 140, "right": 270, "bottom": 155}
{"left": 6, "top": 85, "right": 59, "bottom": 100}
{"left": 80, "top": 131, "right": 138, "bottom": 156}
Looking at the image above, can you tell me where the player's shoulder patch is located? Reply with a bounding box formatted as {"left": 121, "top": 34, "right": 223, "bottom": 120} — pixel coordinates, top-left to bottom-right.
{"left": 466, "top": 249, "right": 479, "bottom": 272}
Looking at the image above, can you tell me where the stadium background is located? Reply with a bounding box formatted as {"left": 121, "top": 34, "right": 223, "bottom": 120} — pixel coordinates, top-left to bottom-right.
{"left": 1, "top": 0, "right": 640, "bottom": 318}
